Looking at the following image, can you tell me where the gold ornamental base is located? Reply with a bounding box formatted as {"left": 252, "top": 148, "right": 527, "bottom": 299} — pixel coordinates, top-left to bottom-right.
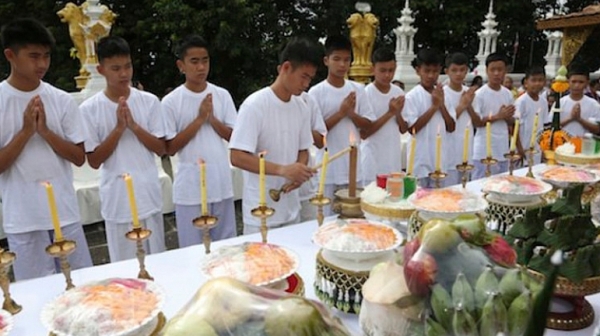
{"left": 456, "top": 163, "right": 474, "bottom": 188}
{"left": 45, "top": 240, "right": 77, "bottom": 291}
{"left": 125, "top": 228, "right": 154, "bottom": 281}
{"left": 0, "top": 249, "right": 21, "bottom": 314}
{"left": 332, "top": 188, "right": 364, "bottom": 219}
{"left": 251, "top": 205, "right": 275, "bottom": 243}
{"left": 192, "top": 215, "right": 218, "bottom": 254}
{"left": 348, "top": 65, "right": 372, "bottom": 85}
{"left": 503, "top": 151, "right": 522, "bottom": 175}
{"left": 428, "top": 170, "right": 447, "bottom": 189}
{"left": 309, "top": 194, "right": 331, "bottom": 227}
{"left": 480, "top": 157, "right": 498, "bottom": 177}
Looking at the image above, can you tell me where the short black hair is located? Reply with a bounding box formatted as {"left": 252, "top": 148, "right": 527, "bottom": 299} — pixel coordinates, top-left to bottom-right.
{"left": 567, "top": 64, "right": 590, "bottom": 79}
{"left": 524, "top": 65, "right": 545, "bottom": 79}
{"left": 97, "top": 36, "right": 130, "bottom": 63}
{"left": 485, "top": 52, "right": 509, "bottom": 67}
{"left": 1, "top": 18, "right": 55, "bottom": 51}
{"left": 324, "top": 35, "right": 352, "bottom": 56}
{"left": 445, "top": 52, "right": 469, "bottom": 68}
{"left": 371, "top": 47, "right": 395, "bottom": 64}
{"left": 412, "top": 48, "right": 442, "bottom": 68}
{"left": 175, "top": 35, "right": 209, "bottom": 60}
{"left": 279, "top": 37, "right": 323, "bottom": 69}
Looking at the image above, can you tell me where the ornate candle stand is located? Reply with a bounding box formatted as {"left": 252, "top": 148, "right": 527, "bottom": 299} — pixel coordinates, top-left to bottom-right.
{"left": 480, "top": 157, "right": 498, "bottom": 178}
{"left": 0, "top": 249, "right": 21, "bottom": 314}
{"left": 125, "top": 227, "right": 154, "bottom": 281}
{"left": 309, "top": 194, "right": 331, "bottom": 227}
{"left": 332, "top": 188, "right": 364, "bottom": 219}
{"left": 192, "top": 214, "right": 219, "bottom": 254}
{"left": 504, "top": 151, "right": 522, "bottom": 176}
{"left": 456, "top": 163, "right": 474, "bottom": 188}
{"left": 428, "top": 170, "right": 447, "bottom": 188}
{"left": 45, "top": 240, "right": 77, "bottom": 290}
{"left": 251, "top": 205, "right": 275, "bottom": 243}
{"left": 526, "top": 147, "right": 538, "bottom": 178}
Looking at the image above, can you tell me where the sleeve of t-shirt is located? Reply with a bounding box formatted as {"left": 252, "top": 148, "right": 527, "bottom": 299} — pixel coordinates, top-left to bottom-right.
{"left": 229, "top": 99, "right": 259, "bottom": 153}
{"left": 161, "top": 97, "right": 178, "bottom": 141}
{"left": 220, "top": 89, "right": 237, "bottom": 128}
{"left": 514, "top": 97, "right": 526, "bottom": 121}
{"left": 404, "top": 93, "right": 420, "bottom": 127}
{"left": 61, "top": 96, "right": 86, "bottom": 145}
{"left": 80, "top": 104, "right": 101, "bottom": 153}
{"left": 147, "top": 96, "right": 166, "bottom": 139}
{"left": 299, "top": 107, "right": 313, "bottom": 151}
{"left": 305, "top": 94, "right": 327, "bottom": 135}
{"left": 356, "top": 86, "right": 376, "bottom": 121}
{"left": 307, "top": 85, "right": 326, "bottom": 119}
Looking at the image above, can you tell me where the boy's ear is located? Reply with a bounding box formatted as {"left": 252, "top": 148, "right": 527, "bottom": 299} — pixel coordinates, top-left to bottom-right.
{"left": 3, "top": 48, "right": 15, "bottom": 62}
{"left": 323, "top": 55, "right": 329, "bottom": 67}
{"left": 96, "top": 63, "right": 104, "bottom": 76}
{"left": 175, "top": 59, "right": 184, "bottom": 74}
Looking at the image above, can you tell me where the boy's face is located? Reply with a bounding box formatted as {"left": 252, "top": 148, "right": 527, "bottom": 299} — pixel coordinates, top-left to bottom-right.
{"left": 281, "top": 62, "right": 316, "bottom": 96}
{"left": 568, "top": 74, "right": 588, "bottom": 95}
{"left": 486, "top": 60, "right": 506, "bottom": 87}
{"left": 4, "top": 44, "right": 51, "bottom": 82}
{"left": 445, "top": 64, "right": 468, "bottom": 85}
{"left": 177, "top": 47, "right": 210, "bottom": 85}
{"left": 324, "top": 50, "right": 351, "bottom": 79}
{"left": 503, "top": 76, "right": 513, "bottom": 89}
{"left": 416, "top": 64, "right": 441, "bottom": 89}
{"left": 97, "top": 55, "right": 133, "bottom": 91}
{"left": 525, "top": 74, "right": 545, "bottom": 95}
{"left": 372, "top": 60, "right": 396, "bottom": 87}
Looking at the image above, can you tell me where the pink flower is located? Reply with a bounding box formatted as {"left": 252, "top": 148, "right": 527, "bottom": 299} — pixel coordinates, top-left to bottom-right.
{"left": 483, "top": 235, "right": 517, "bottom": 267}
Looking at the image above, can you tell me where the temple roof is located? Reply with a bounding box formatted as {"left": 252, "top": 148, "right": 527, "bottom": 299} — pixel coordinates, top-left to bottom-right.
{"left": 537, "top": 5, "right": 600, "bottom": 30}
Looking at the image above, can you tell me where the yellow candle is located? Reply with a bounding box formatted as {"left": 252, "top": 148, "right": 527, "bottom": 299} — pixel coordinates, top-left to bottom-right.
{"left": 407, "top": 128, "right": 416, "bottom": 176}
{"left": 259, "top": 152, "right": 266, "bottom": 206}
{"left": 44, "top": 182, "right": 63, "bottom": 241}
{"left": 510, "top": 118, "right": 520, "bottom": 152}
{"left": 462, "top": 125, "right": 470, "bottom": 164}
{"left": 199, "top": 159, "right": 208, "bottom": 215}
{"left": 530, "top": 112, "right": 539, "bottom": 148}
{"left": 486, "top": 113, "right": 492, "bottom": 158}
{"left": 318, "top": 138, "right": 329, "bottom": 196}
{"left": 435, "top": 126, "right": 442, "bottom": 171}
{"left": 123, "top": 174, "right": 141, "bottom": 228}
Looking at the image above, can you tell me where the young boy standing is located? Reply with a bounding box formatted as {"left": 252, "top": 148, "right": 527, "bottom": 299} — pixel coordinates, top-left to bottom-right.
{"left": 161, "top": 35, "right": 237, "bottom": 246}
{"left": 308, "top": 35, "right": 374, "bottom": 211}
{"left": 0, "top": 18, "right": 92, "bottom": 280}
{"left": 80, "top": 36, "right": 166, "bottom": 262}
{"left": 443, "top": 52, "right": 477, "bottom": 185}
{"left": 360, "top": 47, "right": 407, "bottom": 185}
{"left": 472, "top": 53, "right": 515, "bottom": 180}
{"left": 404, "top": 49, "right": 456, "bottom": 187}
{"left": 515, "top": 66, "right": 548, "bottom": 164}
{"left": 230, "top": 37, "right": 319, "bottom": 234}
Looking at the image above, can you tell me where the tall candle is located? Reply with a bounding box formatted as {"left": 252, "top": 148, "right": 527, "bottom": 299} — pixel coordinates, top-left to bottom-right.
{"left": 199, "top": 159, "right": 208, "bottom": 215}
{"left": 510, "top": 118, "right": 520, "bottom": 152}
{"left": 486, "top": 113, "right": 492, "bottom": 158}
{"left": 530, "top": 112, "right": 539, "bottom": 148}
{"left": 407, "top": 128, "right": 416, "bottom": 176}
{"left": 318, "top": 138, "right": 329, "bottom": 196}
{"left": 123, "top": 174, "right": 141, "bottom": 228}
{"left": 462, "top": 125, "right": 470, "bottom": 164}
{"left": 44, "top": 182, "right": 63, "bottom": 241}
{"left": 435, "top": 125, "right": 442, "bottom": 171}
{"left": 348, "top": 131, "right": 357, "bottom": 197}
{"left": 259, "top": 152, "right": 266, "bottom": 206}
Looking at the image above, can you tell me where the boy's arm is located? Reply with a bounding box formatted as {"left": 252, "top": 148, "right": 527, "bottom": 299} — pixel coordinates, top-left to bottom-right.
{"left": 0, "top": 98, "right": 37, "bottom": 174}
{"left": 361, "top": 96, "right": 404, "bottom": 139}
{"left": 36, "top": 102, "right": 85, "bottom": 166}
{"left": 230, "top": 149, "right": 313, "bottom": 183}
{"left": 209, "top": 116, "right": 233, "bottom": 141}
{"left": 455, "top": 86, "right": 476, "bottom": 119}
{"left": 125, "top": 101, "right": 166, "bottom": 156}
{"left": 568, "top": 102, "right": 600, "bottom": 134}
{"left": 440, "top": 104, "right": 456, "bottom": 132}
{"left": 312, "top": 131, "right": 324, "bottom": 149}
{"left": 86, "top": 101, "right": 128, "bottom": 169}
{"left": 165, "top": 97, "right": 211, "bottom": 155}
{"left": 283, "top": 149, "right": 311, "bottom": 193}
{"left": 209, "top": 92, "right": 234, "bottom": 141}
{"left": 324, "top": 92, "right": 355, "bottom": 131}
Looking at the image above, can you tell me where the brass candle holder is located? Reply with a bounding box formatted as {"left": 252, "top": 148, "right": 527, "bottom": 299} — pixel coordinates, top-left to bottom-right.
{"left": 428, "top": 170, "right": 447, "bottom": 188}
{"left": 309, "top": 194, "right": 331, "bottom": 227}
{"left": 125, "top": 227, "right": 154, "bottom": 281}
{"left": 503, "top": 151, "right": 522, "bottom": 176}
{"left": 45, "top": 240, "right": 77, "bottom": 291}
{"left": 192, "top": 214, "right": 219, "bottom": 254}
{"left": 251, "top": 205, "right": 275, "bottom": 243}
{"left": 456, "top": 163, "right": 474, "bottom": 188}
{"left": 0, "top": 249, "right": 21, "bottom": 314}
{"left": 480, "top": 157, "right": 498, "bottom": 178}
{"left": 526, "top": 147, "right": 538, "bottom": 178}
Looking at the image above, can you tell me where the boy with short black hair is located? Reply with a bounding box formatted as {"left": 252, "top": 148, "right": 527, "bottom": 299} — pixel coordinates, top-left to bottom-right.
{"left": 0, "top": 18, "right": 92, "bottom": 280}
{"left": 162, "top": 34, "right": 237, "bottom": 246}
{"left": 80, "top": 36, "right": 166, "bottom": 262}
{"left": 515, "top": 66, "right": 547, "bottom": 164}
{"left": 360, "top": 47, "right": 407, "bottom": 184}
{"left": 404, "top": 48, "right": 456, "bottom": 187}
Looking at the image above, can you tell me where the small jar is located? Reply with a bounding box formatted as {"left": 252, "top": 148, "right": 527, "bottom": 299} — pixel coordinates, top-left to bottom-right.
{"left": 582, "top": 133, "right": 595, "bottom": 155}
{"left": 387, "top": 172, "right": 405, "bottom": 201}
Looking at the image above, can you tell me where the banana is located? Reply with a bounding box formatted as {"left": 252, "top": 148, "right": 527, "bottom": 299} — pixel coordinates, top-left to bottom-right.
{"left": 475, "top": 266, "right": 499, "bottom": 311}
{"left": 520, "top": 267, "right": 542, "bottom": 299}
{"left": 508, "top": 290, "right": 533, "bottom": 336}
{"left": 452, "top": 304, "right": 478, "bottom": 336}
{"left": 499, "top": 268, "right": 525, "bottom": 307}
{"left": 430, "top": 284, "right": 453, "bottom": 331}
{"left": 479, "top": 292, "right": 508, "bottom": 336}
{"left": 452, "top": 273, "right": 475, "bottom": 315}
{"left": 425, "top": 316, "right": 448, "bottom": 336}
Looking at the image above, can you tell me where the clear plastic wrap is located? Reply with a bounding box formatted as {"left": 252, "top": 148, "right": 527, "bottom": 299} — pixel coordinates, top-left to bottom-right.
{"left": 161, "top": 277, "right": 351, "bottom": 336}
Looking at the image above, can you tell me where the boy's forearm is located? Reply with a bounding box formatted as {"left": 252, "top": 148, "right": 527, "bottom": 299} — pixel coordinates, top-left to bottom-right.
{"left": 0, "top": 131, "right": 33, "bottom": 174}
{"left": 440, "top": 105, "right": 456, "bottom": 132}
{"left": 210, "top": 117, "right": 233, "bottom": 141}
{"left": 325, "top": 110, "right": 345, "bottom": 131}
{"left": 408, "top": 106, "right": 436, "bottom": 133}
{"left": 360, "top": 111, "right": 394, "bottom": 139}
{"left": 86, "top": 128, "right": 124, "bottom": 169}
{"left": 39, "top": 129, "right": 85, "bottom": 166}
{"left": 297, "top": 149, "right": 309, "bottom": 165}
{"left": 131, "top": 125, "right": 166, "bottom": 156}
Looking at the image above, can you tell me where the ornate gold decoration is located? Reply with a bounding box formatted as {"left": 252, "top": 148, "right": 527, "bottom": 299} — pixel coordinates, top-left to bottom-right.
{"left": 57, "top": 3, "right": 88, "bottom": 77}
{"left": 347, "top": 12, "right": 379, "bottom": 84}
{"left": 562, "top": 26, "right": 594, "bottom": 66}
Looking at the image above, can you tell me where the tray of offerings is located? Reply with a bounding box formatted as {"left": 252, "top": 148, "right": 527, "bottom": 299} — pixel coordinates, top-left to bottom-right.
{"left": 482, "top": 175, "right": 553, "bottom": 203}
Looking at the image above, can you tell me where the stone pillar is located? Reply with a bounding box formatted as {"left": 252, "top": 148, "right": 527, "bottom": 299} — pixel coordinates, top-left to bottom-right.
{"left": 474, "top": 0, "right": 500, "bottom": 80}
{"left": 393, "top": 0, "right": 419, "bottom": 90}
{"left": 544, "top": 30, "right": 563, "bottom": 79}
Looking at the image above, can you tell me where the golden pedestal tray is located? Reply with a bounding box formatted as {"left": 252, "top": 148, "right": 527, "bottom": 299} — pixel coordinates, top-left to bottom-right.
{"left": 484, "top": 194, "right": 546, "bottom": 234}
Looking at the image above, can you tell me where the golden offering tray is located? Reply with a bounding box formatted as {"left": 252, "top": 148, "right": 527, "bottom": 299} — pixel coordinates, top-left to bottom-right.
{"left": 484, "top": 194, "right": 546, "bottom": 234}
{"left": 332, "top": 188, "right": 364, "bottom": 219}
{"left": 555, "top": 151, "right": 600, "bottom": 166}
{"left": 360, "top": 201, "right": 415, "bottom": 220}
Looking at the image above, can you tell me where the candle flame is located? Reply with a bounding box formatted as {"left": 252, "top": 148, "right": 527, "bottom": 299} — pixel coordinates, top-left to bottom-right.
{"left": 349, "top": 130, "right": 356, "bottom": 146}
{"left": 121, "top": 173, "right": 131, "bottom": 179}
{"left": 412, "top": 127, "right": 415, "bottom": 136}
{"left": 488, "top": 112, "right": 492, "bottom": 119}
{"left": 258, "top": 150, "right": 267, "bottom": 158}
{"left": 323, "top": 135, "right": 327, "bottom": 149}
{"left": 43, "top": 181, "right": 52, "bottom": 187}
{"left": 437, "top": 124, "right": 441, "bottom": 135}
{"left": 467, "top": 120, "right": 472, "bottom": 127}
{"left": 198, "top": 158, "right": 205, "bottom": 165}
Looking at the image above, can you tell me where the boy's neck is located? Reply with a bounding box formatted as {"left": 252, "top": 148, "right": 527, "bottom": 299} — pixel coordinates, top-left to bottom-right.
{"left": 570, "top": 92, "right": 584, "bottom": 100}
{"left": 326, "top": 74, "right": 345, "bottom": 88}
{"left": 6, "top": 74, "right": 41, "bottom": 92}
{"left": 373, "top": 81, "right": 391, "bottom": 94}
{"left": 270, "top": 79, "right": 292, "bottom": 103}
{"left": 488, "top": 83, "right": 502, "bottom": 91}
{"left": 448, "top": 81, "right": 463, "bottom": 91}
{"left": 527, "top": 91, "right": 539, "bottom": 101}
{"left": 184, "top": 81, "right": 208, "bottom": 93}
{"left": 104, "top": 86, "right": 131, "bottom": 102}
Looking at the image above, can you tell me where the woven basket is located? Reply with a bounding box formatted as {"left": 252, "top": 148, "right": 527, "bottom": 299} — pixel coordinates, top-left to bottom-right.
{"left": 360, "top": 201, "right": 415, "bottom": 220}
{"left": 555, "top": 152, "right": 600, "bottom": 166}
{"left": 527, "top": 269, "right": 600, "bottom": 297}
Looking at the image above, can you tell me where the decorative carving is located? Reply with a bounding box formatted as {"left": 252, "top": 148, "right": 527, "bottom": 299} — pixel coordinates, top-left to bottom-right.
{"left": 347, "top": 13, "right": 379, "bottom": 67}
{"left": 562, "top": 27, "right": 593, "bottom": 66}
{"left": 57, "top": 3, "right": 88, "bottom": 76}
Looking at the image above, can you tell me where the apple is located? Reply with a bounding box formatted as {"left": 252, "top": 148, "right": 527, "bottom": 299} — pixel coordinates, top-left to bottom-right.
{"left": 403, "top": 251, "right": 437, "bottom": 296}
{"left": 403, "top": 239, "right": 421, "bottom": 265}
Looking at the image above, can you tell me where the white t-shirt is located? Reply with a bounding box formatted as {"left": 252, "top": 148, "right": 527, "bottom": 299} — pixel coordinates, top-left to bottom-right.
{"left": 0, "top": 81, "right": 82, "bottom": 234}
{"left": 443, "top": 85, "right": 474, "bottom": 168}
{"left": 298, "top": 93, "right": 327, "bottom": 201}
{"left": 472, "top": 84, "right": 514, "bottom": 161}
{"left": 81, "top": 88, "right": 165, "bottom": 222}
{"left": 229, "top": 87, "right": 313, "bottom": 227}
{"left": 361, "top": 83, "right": 405, "bottom": 181}
{"left": 546, "top": 95, "right": 600, "bottom": 137}
{"left": 515, "top": 92, "right": 547, "bottom": 163}
{"left": 404, "top": 85, "right": 452, "bottom": 179}
{"left": 308, "top": 80, "right": 375, "bottom": 185}
{"left": 162, "top": 83, "right": 237, "bottom": 205}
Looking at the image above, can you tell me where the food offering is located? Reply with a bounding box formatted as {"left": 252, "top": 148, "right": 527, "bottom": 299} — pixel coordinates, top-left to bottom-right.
{"left": 408, "top": 187, "right": 487, "bottom": 221}
{"left": 360, "top": 182, "right": 415, "bottom": 230}
{"left": 482, "top": 175, "right": 552, "bottom": 203}
{"left": 0, "top": 310, "right": 13, "bottom": 336}
{"left": 554, "top": 141, "right": 600, "bottom": 166}
{"left": 538, "top": 166, "right": 599, "bottom": 188}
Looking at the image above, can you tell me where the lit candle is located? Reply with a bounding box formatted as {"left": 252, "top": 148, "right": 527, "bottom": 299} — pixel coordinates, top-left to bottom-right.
{"left": 407, "top": 128, "right": 416, "bottom": 176}
{"left": 199, "top": 159, "right": 208, "bottom": 215}
{"left": 44, "top": 182, "right": 63, "bottom": 241}
{"left": 435, "top": 125, "right": 442, "bottom": 171}
{"left": 530, "top": 111, "right": 540, "bottom": 149}
{"left": 349, "top": 131, "right": 358, "bottom": 198}
{"left": 259, "top": 151, "right": 266, "bottom": 206}
{"left": 462, "top": 123, "right": 470, "bottom": 164}
{"left": 123, "top": 174, "right": 141, "bottom": 228}
{"left": 486, "top": 112, "right": 492, "bottom": 158}
{"left": 510, "top": 118, "right": 520, "bottom": 152}
{"left": 317, "top": 137, "right": 329, "bottom": 196}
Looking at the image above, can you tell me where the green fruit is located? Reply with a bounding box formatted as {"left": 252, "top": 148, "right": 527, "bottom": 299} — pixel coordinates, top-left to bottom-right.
{"left": 162, "top": 315, "right": 218, "bottom": 336}
{"left": 452, "top": 214, "right": 486, "bottom": 239}
{"left": 452, "top": 305, "right": 478, "bottom": 336}
{"left": 479, "top": 293, "right": 508, "bottom": 336}
{"left": 422, "top": 222, "right": 461, "bottom": 254}
{"left": 418, "top": 219, "right": 451, "bottom": 241}
{"left": 264, "top": 297, "right": 327, "bottom": 336}
{"left": 475, "top": 266, "right": 499, "bottom": 310}
{"left": 499, "top": 268, "right": 525, "bottom": 307}
{"left": 430, "top": 284, "right": 453, "bottom": 330}
{"left": 508, "top": 290, "right": 533, "bottom": 336}
{"left": 452, "top": 273, "right": 475, "bottom": 315}
{"left": 426, "top": 317, "right": 448, "bottom": 336}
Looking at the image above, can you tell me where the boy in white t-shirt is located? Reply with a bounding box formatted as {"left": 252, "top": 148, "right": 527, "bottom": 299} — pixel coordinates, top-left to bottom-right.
{"left": 471, "top": 53, "right": 515, "bottom": 180}
{"left": 360, "top": 47, "right": 407, "bottom": 185}
{"left": 0, "top": 18, "right": 92, "bottom": 280}
{"left": 81, "top": 36, "right": 166, "bottom": 262}
{"left": 162, "top": 35, "right": 237, "bottom": 246}
{"left": 404, "top": 48, "right": 456, "bottom": 187}
{"left": 515, "top": 66, "right": 548, "bottom": 164}
{"left": 308, "top": 35, "right": 374, "bottom": 213}
{"left": 443, "top": 52, "right": 478, "bottom": 185}
{"left": 546, "top": 65, "right": 600, "bottom": 136}
{"left": 230, "top": 37, "right": 319, "bottom": 234}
